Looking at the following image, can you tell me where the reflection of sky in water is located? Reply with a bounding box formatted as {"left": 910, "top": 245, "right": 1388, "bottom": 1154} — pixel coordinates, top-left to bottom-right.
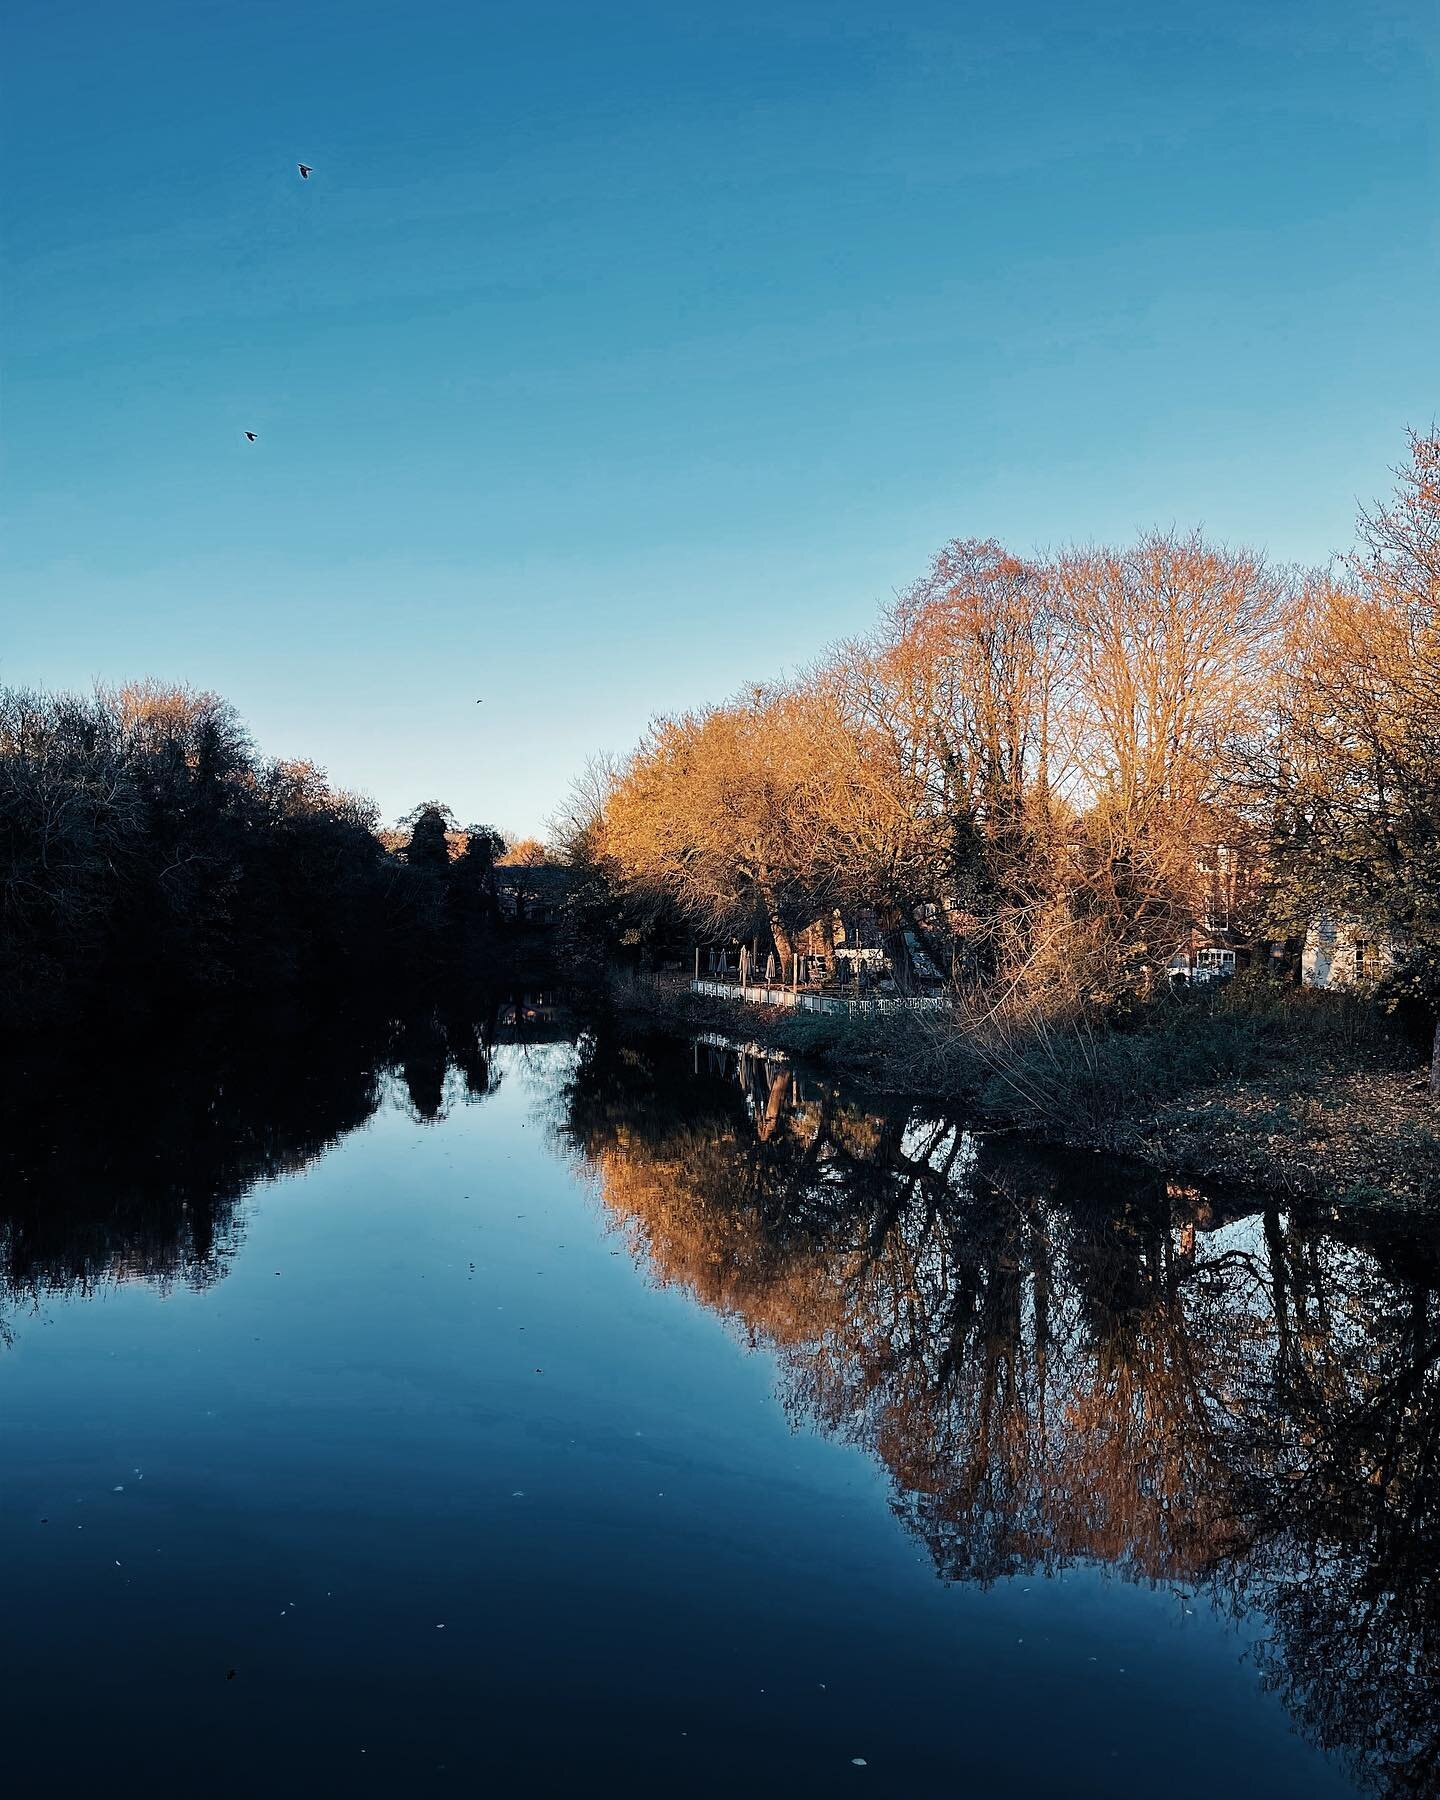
{"left": 0, "top": 1029, "right": 1427, "bottom": 1796}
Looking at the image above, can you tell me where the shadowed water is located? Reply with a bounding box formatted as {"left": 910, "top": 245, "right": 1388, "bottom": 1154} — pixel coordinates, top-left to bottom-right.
{"left": 1, "top": 1010, "right": 1435, "bottom": 1796}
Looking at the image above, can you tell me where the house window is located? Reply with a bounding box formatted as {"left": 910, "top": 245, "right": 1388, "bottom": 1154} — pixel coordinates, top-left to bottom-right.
{"left": 1197, "top": 949, "right": 1236, "bottom": 971}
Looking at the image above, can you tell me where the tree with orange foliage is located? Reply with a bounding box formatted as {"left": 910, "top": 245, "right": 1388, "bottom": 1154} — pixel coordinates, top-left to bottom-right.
{"left": 603, "top": 686, "right": 837, "bottom": 967}
{"left": 497, "top": 836, "right": 547, "bottom": 867}
{"left": 834, "top": 539, "right": 1070, "bottom": 983}
{"left": 1051, "top": 529, "right": 1283, "bottom": 995}
{"left": 798, "top": 675, "right": 950, "bottom": 985}
{"left": 1268, "top": 433, "right": 1440, "bottom": 1085}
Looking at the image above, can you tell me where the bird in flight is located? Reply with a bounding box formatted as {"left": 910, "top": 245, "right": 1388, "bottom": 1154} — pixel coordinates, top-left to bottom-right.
{"left": 244, "top": 431, "right": 258, "bottom": 442}
{"left": 298, "top": 163, "right": 313, "bottom": 179}
{"left": 475, "top": 699, "right": 484, "bottom": 704}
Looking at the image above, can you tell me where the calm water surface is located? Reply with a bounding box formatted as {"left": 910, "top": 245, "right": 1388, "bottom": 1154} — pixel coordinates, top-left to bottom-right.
{"left": 1, "top": 1010, "right": 1435, "bottom": 1796}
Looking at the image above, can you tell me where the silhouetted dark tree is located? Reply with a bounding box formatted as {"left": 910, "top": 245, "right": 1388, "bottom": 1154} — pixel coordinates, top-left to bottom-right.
{"left": 452, "top": 823, "right": 505, "bottom": 922}
{"left": 0, "top": 685, "right": 519, "bottom": 1026}
{"left": 401, "top": 801, "right": 456, "bottom": 874}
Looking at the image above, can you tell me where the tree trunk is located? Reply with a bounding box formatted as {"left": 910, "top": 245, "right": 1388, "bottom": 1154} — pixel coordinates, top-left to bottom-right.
{"left": 765, "top": 908, "right": 796, "bottom": 970}
{"left": 753, "top": 874, "right": 796, "bottom": 971}
{"left": 900, "top": 901, "right": 948, "bottom": 983}
{"left": 875, "top": 904, "right": 914, "bottom": 992}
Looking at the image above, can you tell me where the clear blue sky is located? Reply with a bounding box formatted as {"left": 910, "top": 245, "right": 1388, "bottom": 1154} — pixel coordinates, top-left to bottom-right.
{"left": 4, "top": 0, "right": 1436, "bottom": 833}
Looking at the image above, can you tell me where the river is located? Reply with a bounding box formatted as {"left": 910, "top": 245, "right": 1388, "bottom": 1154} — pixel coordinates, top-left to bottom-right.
{"left": 1, "top": 1004, "right": 1435, "bottom": 1795}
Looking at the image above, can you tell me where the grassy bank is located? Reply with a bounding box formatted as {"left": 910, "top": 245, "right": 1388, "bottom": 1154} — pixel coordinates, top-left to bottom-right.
{"left": 608, "top": 971, "right": 1440, "bottom": 1214}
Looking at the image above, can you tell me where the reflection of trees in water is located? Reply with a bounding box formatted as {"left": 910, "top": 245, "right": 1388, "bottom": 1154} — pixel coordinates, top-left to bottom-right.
{"left": 0, "top": 993, "right": 549, "bottom": 1322}
{"left": 1220, "top": 1222, "right": 1440, "bottom": 1798}
{"left": 396, "top": 991, "right": 569, "bottom": 1122}
{"left": 560, "top": 1031, "right": 1440, "bottom": 1799}
{"left": 0, "top": 1015, "right": 384, "bottom": 1311}
{"left": 395, "top": 1004, "right": 501, "bottom": 1121}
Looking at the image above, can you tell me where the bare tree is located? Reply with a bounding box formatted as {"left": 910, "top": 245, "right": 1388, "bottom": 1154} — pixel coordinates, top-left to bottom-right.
{"left": 1051, "top": 529, "right": 1283, "bottom": 992}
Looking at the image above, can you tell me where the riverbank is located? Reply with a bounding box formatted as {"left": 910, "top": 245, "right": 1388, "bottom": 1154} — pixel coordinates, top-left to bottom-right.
{"left": 1111, "top": 1061, "right": 1440, "bottom": 1212}
{"left": 606, "top": 973, "right": 1440, "bottom": 1216}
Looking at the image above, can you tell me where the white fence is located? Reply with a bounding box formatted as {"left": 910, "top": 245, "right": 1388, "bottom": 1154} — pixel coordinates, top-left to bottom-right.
{"left": 690, "top": 978, "right": 947, "bottom": 1016}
